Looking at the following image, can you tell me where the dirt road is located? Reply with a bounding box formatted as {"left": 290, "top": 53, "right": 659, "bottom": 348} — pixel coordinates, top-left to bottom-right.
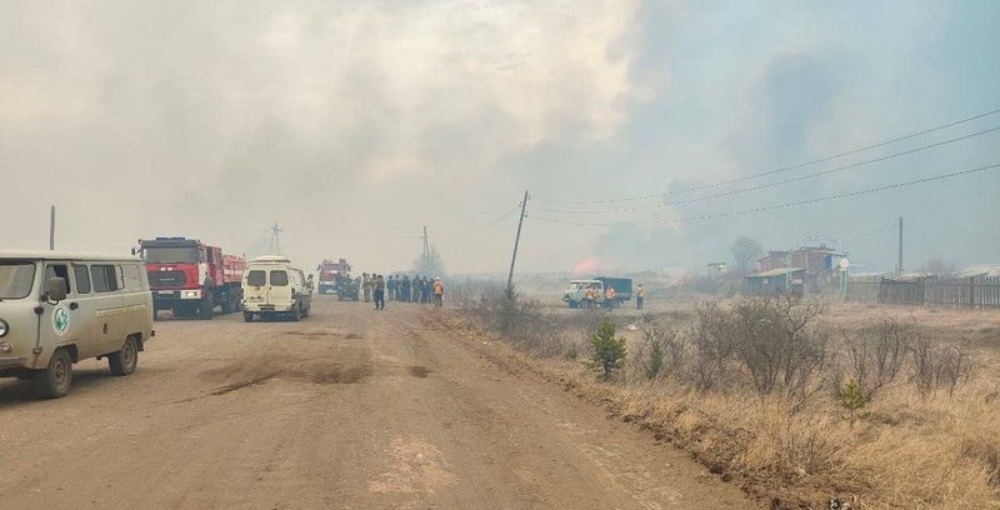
{"left": 0, "top": 297, "right": 755, "bottom": 510}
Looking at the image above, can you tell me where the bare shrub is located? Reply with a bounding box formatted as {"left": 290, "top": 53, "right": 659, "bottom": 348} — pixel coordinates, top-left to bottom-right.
{"left": 731, "top": 296, "right": 829, "bottom": 404}
{"left": 767, "top": 417, "right": 841, "bottom": 478}
{"left": 909, "top": 332, "right": 937, "bottom": 397}
{"left": 842, "top": 317, "right": 910, "bottom": 401}
{"left": 938, "top": 343, "right": 973, "bottom": 397}
{"left": 459, "top": 284, "right": 564, "bottom": 357}
{"left": 908, "top": 332, "right": 974, "bottom": 398}
{"left": 690, "top": 301, "right": 738, "bottom": 391}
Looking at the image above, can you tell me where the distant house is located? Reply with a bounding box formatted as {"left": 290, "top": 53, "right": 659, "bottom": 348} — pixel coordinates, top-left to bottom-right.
{"left": 744, "top": 267, "right": 806, "bottom": 297}
{"left": 757, "top": 244, "right": 845, "bottom": 293}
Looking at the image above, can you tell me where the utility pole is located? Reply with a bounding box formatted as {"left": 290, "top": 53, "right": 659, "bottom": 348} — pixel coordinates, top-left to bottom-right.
{"left": 422, "top": 226, "right": 430, "bottom": 260}
{"left": 269, "top": 222, "right": 283, "bottom": 255}
{"left": 897, "top": 216, "right": 904, "bottom": 277}
{"left": 49, "top": 206, "right": 56, "bottom": 250}
{"left": 506, "top": 191, "right": 529, "bottom": 295}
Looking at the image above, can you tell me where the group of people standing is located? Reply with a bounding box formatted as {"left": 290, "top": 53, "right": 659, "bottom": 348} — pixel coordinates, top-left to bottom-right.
{"left": 359, "top": 273, "right": 444, "bottom": 309}
{"left": 359, "top": 273, "right": 387, "bottom": 310}
{"left": 580, "top": 283, "right": 646, "bottom": 310}
{"left": 580, "top": 283, "right": 617, "bottom": 309}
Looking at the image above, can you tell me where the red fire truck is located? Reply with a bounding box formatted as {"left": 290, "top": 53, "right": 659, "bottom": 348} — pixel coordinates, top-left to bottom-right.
{"left": 138, "top": 237, "right": 246, "bottom": 319}
{"left": 317, "top": 258, "right": 351, "bottom": 294}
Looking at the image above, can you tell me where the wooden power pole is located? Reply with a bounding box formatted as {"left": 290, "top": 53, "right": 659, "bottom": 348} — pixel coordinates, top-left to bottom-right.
{"left": 506, "top": 191, "right": 529, "bottom": 295}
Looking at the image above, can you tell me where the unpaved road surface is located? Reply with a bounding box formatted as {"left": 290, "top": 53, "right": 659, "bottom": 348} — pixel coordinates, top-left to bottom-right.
{"left": 0, "top": 297, "right": 755, "bottom": 509}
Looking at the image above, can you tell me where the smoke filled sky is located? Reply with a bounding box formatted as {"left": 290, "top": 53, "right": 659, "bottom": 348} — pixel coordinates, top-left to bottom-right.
{"left": 2, "top": 1, "right": 998, "bottom": 276}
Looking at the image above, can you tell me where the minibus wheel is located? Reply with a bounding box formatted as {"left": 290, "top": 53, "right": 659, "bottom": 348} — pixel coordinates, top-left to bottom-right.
{"left": 36, "top": 349, "right": 73, "bottom": 398}
{"left": 108, "top": 336, "right": 138, "bottom": 376}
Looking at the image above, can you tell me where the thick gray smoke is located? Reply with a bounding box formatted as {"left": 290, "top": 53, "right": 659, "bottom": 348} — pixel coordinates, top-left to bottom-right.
{"left": 2, "top": 1, "right": 997, "bottom": 276}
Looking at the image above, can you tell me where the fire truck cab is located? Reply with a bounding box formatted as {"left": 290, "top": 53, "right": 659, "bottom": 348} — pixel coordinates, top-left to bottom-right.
{"left": 138, "top": 237, "right": 245, "bottom": 320}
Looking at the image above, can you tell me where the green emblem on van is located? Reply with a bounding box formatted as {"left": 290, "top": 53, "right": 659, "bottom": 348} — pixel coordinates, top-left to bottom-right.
{"left": 52, "top": 306, "right": 70, "bottom": 337}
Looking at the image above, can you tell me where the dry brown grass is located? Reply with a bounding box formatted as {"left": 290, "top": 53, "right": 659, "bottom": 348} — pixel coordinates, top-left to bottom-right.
{"left": 452, "top": 297, "right": 1000, "bottom": 509}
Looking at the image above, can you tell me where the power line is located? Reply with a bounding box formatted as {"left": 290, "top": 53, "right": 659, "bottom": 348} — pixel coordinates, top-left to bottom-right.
{"left": 476, "top": 215, "right": 522, "bottom": 242}
{"left": 533, "top": 107, "right": 1000, "bottom": 205}
{"left": 465, "top": 203, "right": 523, "bottom": 238}
{"left": 532, "top": 125, "right": 1000, "bottom": 214}
{"left": 842, "top": 223, "right": 897, "bottom": 244}
{"left": 529, "top": 163, "right": 1000, "bottom": 227}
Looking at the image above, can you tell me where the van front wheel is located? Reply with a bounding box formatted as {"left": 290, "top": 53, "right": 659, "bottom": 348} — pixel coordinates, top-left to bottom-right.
{"left": 36, "top": 349, "right": 73, "bottom": 398}
{"left": 109, "top": 336, "right": 138, "bottom": 376}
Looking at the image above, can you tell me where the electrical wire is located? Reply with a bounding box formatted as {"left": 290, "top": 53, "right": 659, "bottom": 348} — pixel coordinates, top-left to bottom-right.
{"left": 528, "top": 163, "right": 1000, "bottom": 227}
{"left": 842, "top": 223, "right": 897, "bottom": 244}
{"left": 532, "top": 107, "right": 1000, "bottom": 205}
{"left": 532, "top": 125, "right": 1000, "bottom": 214}
{"left": 464, "top": 203, "right": 522, "bottom": 238}
{"left": 476, "top": 215, "right": 522, "bottom": 242}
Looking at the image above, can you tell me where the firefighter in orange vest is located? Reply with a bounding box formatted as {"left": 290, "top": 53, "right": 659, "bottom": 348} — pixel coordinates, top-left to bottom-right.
{"left": 432, "top": 277, "right": 444, "bottom": 307}
{"left": 584, "top": 284, "right": 597, "bottom": 309}
{"left": 604, "top": 285, "right": 616, "bottom": 309}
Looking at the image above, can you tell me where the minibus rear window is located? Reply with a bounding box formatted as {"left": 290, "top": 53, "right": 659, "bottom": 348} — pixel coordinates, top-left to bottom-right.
{"left": 247, "top": 270, "right": 266, "bottom": 287}
{"left": 270, "top": 270, "right": 289, "bottom": 286}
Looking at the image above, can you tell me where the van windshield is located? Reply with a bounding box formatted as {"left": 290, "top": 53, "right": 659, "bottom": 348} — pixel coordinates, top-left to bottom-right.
{"left": 246, "top": 270, "right": 266, "bottom": 287}
{"left": 0, "top": 262, "right": 36, "bottom": 299}
{"left": 270, "top": 270, "right": 289, "bottom": 286}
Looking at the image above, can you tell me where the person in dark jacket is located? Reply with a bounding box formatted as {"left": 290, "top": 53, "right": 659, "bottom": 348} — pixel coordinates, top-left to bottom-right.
{"left": 373, "top": 274, "right": 385, "bottom": 310}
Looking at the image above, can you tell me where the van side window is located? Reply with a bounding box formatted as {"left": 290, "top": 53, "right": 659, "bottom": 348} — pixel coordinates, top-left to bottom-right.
{"left": 270, "top": 270, "right": 289, "bottom": 286}
{"left": 121, "top": 264, "right": 142, "bottom": 290}
{"left": 91, "top": 265, "right": 120, "bottom": 293}
{"left": 74, "top": 265, "right": 91, "bottom": 294}
{"left": 44, "top": 264, "right": 72, "bottom": 294}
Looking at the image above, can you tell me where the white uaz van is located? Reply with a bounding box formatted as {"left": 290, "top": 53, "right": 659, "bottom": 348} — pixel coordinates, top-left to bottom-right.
{"left": 0, "top": 251, "right": 154, "bottom": 398}
{"left": 241, "top": 256, "right": 312, "bottom": 322}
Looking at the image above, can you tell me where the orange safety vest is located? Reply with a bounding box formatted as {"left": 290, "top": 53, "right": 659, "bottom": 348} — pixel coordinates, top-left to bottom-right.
{"left": 605, "top": 287, "right": 616, "bottom": 300}
{"left": 433, "top": 281, "right": 444, "bottom": 295}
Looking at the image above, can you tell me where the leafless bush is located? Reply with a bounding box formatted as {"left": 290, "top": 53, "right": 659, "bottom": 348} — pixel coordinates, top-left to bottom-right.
{"left": 730, "top": 296, "right": 829, "bottom": 403}
{"left": 842, "top": 317, "right": 910, "bottom": 401}
{"left": 938, "top": 343, "right": 973, "bottom": 397}
{"left": 459, "top": 284, "right": 564, "bottom": 357}
{"left": 765, "top": 417, "right": 842, "bottom": 479}
{"left": 634, "top": 318, "right": 684, "bottom": 381}
{"left": 910, "top": 332, "right": 973, "bottom": 398}
{"left": 909, "top": 333, "right": 938, "bottom": 398}
{"left": 690, "top": 301, "right": 738, "bottom": 391}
